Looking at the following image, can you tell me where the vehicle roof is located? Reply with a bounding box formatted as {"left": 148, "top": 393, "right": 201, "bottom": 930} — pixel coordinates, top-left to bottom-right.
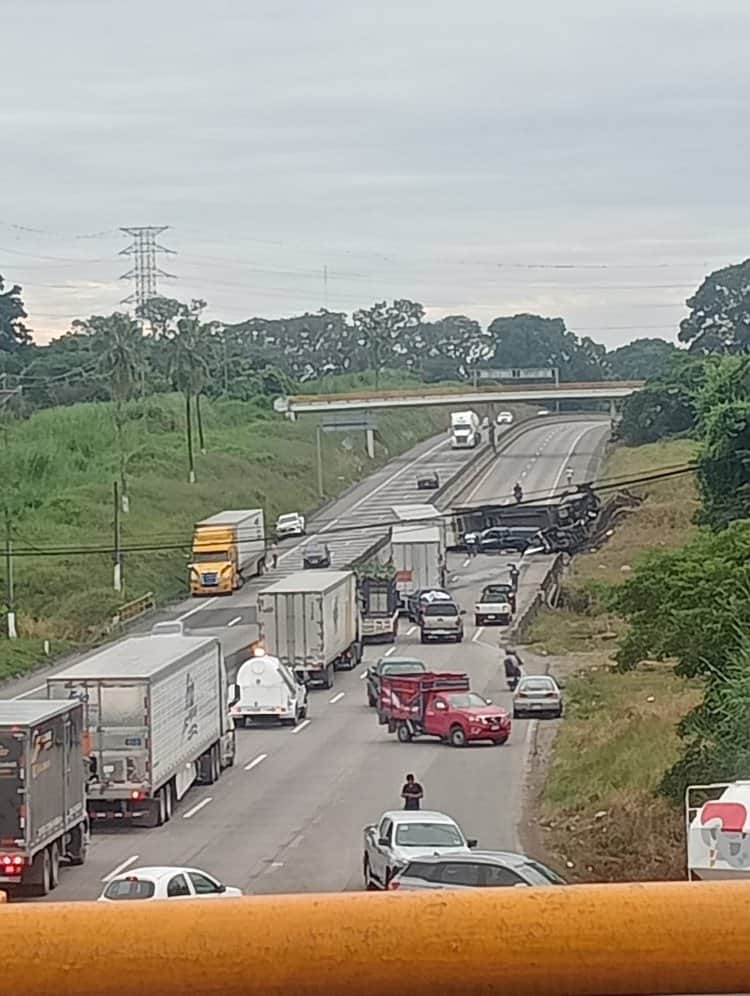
{"left": 380, "top": 810, "right": 458, "bottom": 825}
{"left": 378, "top": 656, "right": 425, "bottom": 666}
{"left": 303, "top": 540, "right": 328, "bottom": 549}
{"left": 518, "top": 675, "right": 557, "bottom": 685}
{"left": 259, "top": 570, "right": 353, "bottom": 594}
{"left": 391, "top": 503, "right": 440, "bottom": 521}
{"left": 392, "top": 524, "right": 442, "bottom": 544}
{"left": 401, "top": 850, "right": 531, "bottom": 867}
{"left": 46, "top": 633, "right": 218, "bottom": 681}
{"left": 0, "top": 698, "right": 81, "bottom": 726}
{"left": 107, "top": 866, "right": 209, "bottom": 882}
{"left": 277, "top": 511, "right": 302, "bottom": 519}
{"left": 196, "top": 509, "right": 261, "bottom": 527}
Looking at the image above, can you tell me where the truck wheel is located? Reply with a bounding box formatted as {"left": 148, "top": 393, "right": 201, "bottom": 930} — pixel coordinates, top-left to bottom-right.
{"left": 397, "top": 723, "right": 413, "bottom": 743}
{"left": 164, "top": 781, "right": 174, "bottom": 822}
{"left": 449, "top": 725, "right": 467, "bottom": 748}
{"left": 474, "top": 615, "right": 482, "bottom": 626}
{"left": 48, "top": 843, "right": 61, "bottom": 889}
{"left": 68, "top": 822, "right": 89, "bottom": 866}
{"left": 324, "top": 665, "right": 334, "bottom": 690}
{"left": 27, "top": 847, "right": 51, "bottom": 897}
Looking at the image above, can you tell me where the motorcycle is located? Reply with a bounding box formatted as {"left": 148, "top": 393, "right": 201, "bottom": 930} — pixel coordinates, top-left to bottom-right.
{"left": 513, "top": 484, "right": 523, "bottom": 503}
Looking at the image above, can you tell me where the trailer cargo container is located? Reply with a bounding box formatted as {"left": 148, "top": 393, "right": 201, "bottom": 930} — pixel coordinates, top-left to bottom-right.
{"left": 46, "top": 623, "right": 236, "bottom": 827}
{"left": 0, "top": 699, "right": 88, "bottom": 897}
{"left": 391, "top": 524, "right": 445, "bottom": 608}
{"left": 190, "top": 508, "right": 265, "bottom": 595}
{"left": 257, "top": 570, "right": 362, "bottom": 689}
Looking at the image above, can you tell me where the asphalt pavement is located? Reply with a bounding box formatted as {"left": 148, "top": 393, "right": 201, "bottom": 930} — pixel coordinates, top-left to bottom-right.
{"left": 6, "top": 416, "right": 610, "bottom": 901}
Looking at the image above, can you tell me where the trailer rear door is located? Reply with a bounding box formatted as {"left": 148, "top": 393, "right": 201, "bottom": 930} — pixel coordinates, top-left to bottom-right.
{"left": 0, "top": 732, "right": 24, "bottom": 845}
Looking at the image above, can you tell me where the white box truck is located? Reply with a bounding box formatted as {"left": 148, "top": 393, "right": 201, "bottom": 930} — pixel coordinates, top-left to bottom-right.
{"left": 450, "top": 410, "right": 480, "bottom": 449}
{"left": 190, "top": 508, "right": 266, "bottom": 596}
{"left": 257, "top": 570, "right": 362, "bottom": 689}
{"left": 392, "top": 523, "right": 446, "bottom": 608}
{"left": 0, "top": 699, "right": 89, "bottom": 897}
{"left": 232, "top": 650, "right": 308, "bottom": 727}
{"left": 46, "top": 622, "right": 236, "bottom": 828}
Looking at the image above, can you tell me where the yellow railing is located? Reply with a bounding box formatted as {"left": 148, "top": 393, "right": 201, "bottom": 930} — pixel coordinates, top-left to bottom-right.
{"left": 4, "top": 882, "right": 750, "bottom": 995}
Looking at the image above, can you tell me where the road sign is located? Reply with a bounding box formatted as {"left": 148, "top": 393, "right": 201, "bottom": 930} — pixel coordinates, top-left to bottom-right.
{"left": 321, "top": 412, "right": 378, "bottom": 433}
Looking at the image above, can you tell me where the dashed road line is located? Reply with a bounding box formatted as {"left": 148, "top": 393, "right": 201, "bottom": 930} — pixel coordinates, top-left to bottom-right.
{"left": 407, "top": 626, "right": 417, "bottom": 636}
{"left": 359, "top": 669, "right": 368, "bottom": 679}
{"left": 182, "top": 797, "right": 212, "bottom": 819}
{"left": 177, "top": 597, "right": 219, "bottom": 622}
{"left": 291, "top": 719, "right": 311, "bottom": 734}
{"left": 384, "top": 646, "right": 396, "bottom": 657}
{"left": 244, "top": 753, "right": 268, "bottom": 771}
{"left": 471, "top": 626, "right": 485, "bottom": 644}
{"left": 101, "top": 855, "right": 139, "bottom": 882}
{"left": 329, "top": 692, "right": 345, "bottom": 704}
{"left": 228, "top": 615, "right": 242, "bottom": 627}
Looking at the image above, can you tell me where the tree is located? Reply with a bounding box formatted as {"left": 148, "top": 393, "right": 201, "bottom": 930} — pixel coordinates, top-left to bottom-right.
{"left": 484, "top": 313, "right": 608, "bottom": 381}
{"left": 0, "top": 275, "right": 32, "bottom": 353}
{"left": 419, "top": 316, "right": 491, "bottom": 382}
{"left": 615, "top": 353, "right": 708, "bottom": 446}
{"left": 608, "top": 338, "right": 679, "bottom": 380}
{"left": 352, "top": 300, "right": 425, "bottom": 388}
{"left": 73, "top": 313, "right": 145, "bottom": 512}
{"left": 162, "top": 303, "right": 211, "bottom": 483}
{"left": 679, "top": 259, "right": 750, "bottom": 355}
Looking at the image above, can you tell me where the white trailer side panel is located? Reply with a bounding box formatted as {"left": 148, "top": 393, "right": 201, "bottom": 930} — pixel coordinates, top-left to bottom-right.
{"left": 235, "top": 509, "right": 265, "bottom": 573}
{"left": 150, "top": 645, "right": 223, "bottom": 787}
{"left": 321, "top": 573, "right": 358, "bottom": 663}
{"left": 392, "top": 525, "right": 443, "bottom": 593}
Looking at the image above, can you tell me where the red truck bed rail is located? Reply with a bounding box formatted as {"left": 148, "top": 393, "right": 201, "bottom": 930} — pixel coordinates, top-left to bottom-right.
{"left": 379, "top": 671, "right": 469, "bottom": 721}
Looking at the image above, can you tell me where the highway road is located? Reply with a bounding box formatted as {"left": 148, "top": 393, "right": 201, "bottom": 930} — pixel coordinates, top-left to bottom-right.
{"left": 4, "top": 416, "right": 610, "bottom": 901}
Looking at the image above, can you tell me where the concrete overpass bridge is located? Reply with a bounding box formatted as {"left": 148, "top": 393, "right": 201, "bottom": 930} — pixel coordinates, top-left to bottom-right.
{"left": 273, "top": 380, "right": 644, "bottom": 418}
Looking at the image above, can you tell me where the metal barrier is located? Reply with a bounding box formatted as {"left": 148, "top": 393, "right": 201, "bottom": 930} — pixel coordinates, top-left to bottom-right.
{"left": 5, "top": 883, "right": 750, "bottom": 995}
{"left": 111, "top": 591, "right": 156, "bottom": 626}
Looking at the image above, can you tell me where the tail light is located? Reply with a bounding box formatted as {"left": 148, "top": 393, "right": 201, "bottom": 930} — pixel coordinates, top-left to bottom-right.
{"left": 0, "top": 854, "right": 25, "bottom": 875}
{"left": 387, "top": 879, "right": 400, "bottom": 890}
{"left": 130, "top": 790, "right": 143, "bottom": 801}
{"left": 544, "top": 692, "right": 557, "bottom": 698}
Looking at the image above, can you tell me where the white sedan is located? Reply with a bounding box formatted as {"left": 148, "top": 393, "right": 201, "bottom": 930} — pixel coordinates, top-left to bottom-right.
{"left": 98, "top": 866, "right": 242, "bottom": 902}
{"left": 276, "top": 512, "right": 306, "bottom": 537}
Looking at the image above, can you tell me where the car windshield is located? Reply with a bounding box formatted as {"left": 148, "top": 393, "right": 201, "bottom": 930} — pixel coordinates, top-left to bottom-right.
{"left": 421, "top": 590, "right": 450, "bottom": 602}
{"left": 193, "top": 551, "right": 229, "bottom": 563}
{"left": 103, "top": 878, "right": 156, "bottom": 900}
{"left": 304, "top": 545, "right": 324, "bottom": 555}
{"left": 423, "top": 603, "right": 458, "bottom": 617}
{"left": 447, "top": 692, "right": 488, "bottom": 709}
{"left": 522, "top": 860, "right": 566, "bottom": 885}
{"left": 383, "top": 662, "right": 426, "bottom": 675}
{"left": 483, "top": 587, "right": 510, "bottom": 598}
{"left": 520, "top": 678, "right": 555, "bottom": 692}
{"left": 278, "top": 515, "right": 298, "bottom": 524}
{"left": 395, "top": 822, "right": 464, "bottom": 848}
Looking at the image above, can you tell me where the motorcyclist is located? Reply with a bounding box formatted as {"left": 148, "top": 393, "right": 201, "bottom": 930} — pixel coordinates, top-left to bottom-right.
{"left": 565, "top": 467, "right": 574, "bottom": 487}
{"left": 513, "top": 482, "right": 523, "bottom": 503}
{"left": 503, "top": 646, "right": 524, "bottom": 689}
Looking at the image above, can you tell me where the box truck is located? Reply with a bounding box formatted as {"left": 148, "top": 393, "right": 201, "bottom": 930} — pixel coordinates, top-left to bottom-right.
{"left": 0, "top": 699, "right": 89, "bottom": 897}
{"left": 232, "top": 649, "right": 308, "bottom": 727}
{"left": 450, "top": 410, "right": 480, "bottom": 449}
{"left": 257, "top": 570, "right": 362, "bottom": 689}
{"left": 392, "top": 524, "right": 446, "bottom": 609}
{"left": 190, "top": 508, "right": 265, "bottom": 596}
{"left": 46, "top": 622, "right": 236, "bottom": 828}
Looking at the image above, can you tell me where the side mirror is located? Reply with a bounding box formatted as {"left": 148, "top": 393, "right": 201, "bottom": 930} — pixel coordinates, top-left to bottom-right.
{"left": 365, "top": 824, "right": 375, "bottom": 833}
{"left": 485, "top": 698, "right": 492, "bottom": 705}
{"left": 217, "top": 883, "right": 227, "bottom": 893}
{"left": 378, "top": 837, "right": 390, "bottom": 847}
{"left": 467, "top": 838, "right": 478, "bottom": 849}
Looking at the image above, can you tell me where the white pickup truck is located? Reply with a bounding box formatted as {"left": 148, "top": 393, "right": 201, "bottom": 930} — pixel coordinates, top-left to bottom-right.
{"left": 363, "top": 809, "right": 475, "bottom": 890}
{"left": 474, "top": 584, "right": 513, "bottom": 626}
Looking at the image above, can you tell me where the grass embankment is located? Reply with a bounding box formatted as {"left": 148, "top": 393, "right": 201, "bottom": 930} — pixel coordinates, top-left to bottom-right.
{"left": 526, "top": 438, "right": 701, "bottom": 881}
{"left": 0, "top": 392, "right": 448, "bottom": 680}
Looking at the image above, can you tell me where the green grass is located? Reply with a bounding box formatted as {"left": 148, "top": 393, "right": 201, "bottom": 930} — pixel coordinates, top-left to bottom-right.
{"left": 0, "top": 392, "right": 449, "bottom": 673}
{"left": 540, "top": 664, "right": 701, "bottom": 881}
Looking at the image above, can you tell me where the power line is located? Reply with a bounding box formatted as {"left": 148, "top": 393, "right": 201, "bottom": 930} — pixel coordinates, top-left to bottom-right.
{"left": 119, "top": 226, "right": 177, "bottom": 313}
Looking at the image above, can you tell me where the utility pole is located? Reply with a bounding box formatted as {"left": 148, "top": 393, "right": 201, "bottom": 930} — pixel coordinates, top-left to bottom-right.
{"left": 119, "top": 226, "right": 177, "bottom": 319}
{"left": 113, "top": 481, "right": 123, "bottom": 593}
{"left": 316, "top": 426, "right": 324, "bottom": 498}
{"left": 323, "top": 265, "right": 329, "bottom": 310}
{"left": 4, "top": 508, "right": 16, "bottom": 639}
{"left": 223, "top": 330, "right": 229, "bottom": 395}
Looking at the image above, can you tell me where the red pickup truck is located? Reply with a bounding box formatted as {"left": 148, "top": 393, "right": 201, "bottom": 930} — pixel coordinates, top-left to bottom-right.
{"left": 378, "top": 671, "right": 511, "bottom": 747}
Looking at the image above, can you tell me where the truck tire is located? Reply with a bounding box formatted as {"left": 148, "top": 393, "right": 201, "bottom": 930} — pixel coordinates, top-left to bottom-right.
{"left": 68, "top": 823, "right": 88, "bottom": 866}
{"left": 474, "top": 615, "right": 483, "bottom": 626}
{"left": 397, "top": 723, "right": 413, "bottom": 743}
{"left": 449, "top": 725, "right": 467, "bottom": 748}
{"left": 323, "top": 665, "right": 334, "bottom": 690}
{"left": 27, "top": 846, "right": 51, "bottom": 897}
{"left": 49, "top": 842, "right": 61, "bottom": 889}
{"left": 164, "top": 781, "right": 174, "bottom": 822}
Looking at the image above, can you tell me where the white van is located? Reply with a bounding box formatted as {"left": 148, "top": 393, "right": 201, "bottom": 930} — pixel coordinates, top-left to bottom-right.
{"left": 232, "top": 651, "right": 308, "bottom": 727}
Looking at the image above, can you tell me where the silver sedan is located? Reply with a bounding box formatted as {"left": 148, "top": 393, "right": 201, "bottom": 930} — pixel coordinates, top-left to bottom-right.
{"left": 387, "top": 850, "right": 565, "bottom": 891}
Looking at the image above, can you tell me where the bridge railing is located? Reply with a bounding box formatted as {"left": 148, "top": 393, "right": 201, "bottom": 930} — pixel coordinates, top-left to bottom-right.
{"left": 4, "top": 881, "right": 749, "bottom": 995}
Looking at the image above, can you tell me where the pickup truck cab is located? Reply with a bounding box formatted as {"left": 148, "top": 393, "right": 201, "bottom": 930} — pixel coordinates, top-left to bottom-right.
{"left": 363, "top": 809, "right": 476, "bottom": 889}
{"left": 366, "top": 656, "right": 426, "bottom": 708}
{"left": 474, "top": 584, "right": 514, "bottom": 626}
{"left": 379, "top": 671, "right": 511, "bottom": 747}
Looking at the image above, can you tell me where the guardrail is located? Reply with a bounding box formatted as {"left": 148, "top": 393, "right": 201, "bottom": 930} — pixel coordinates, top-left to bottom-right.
{"left": 4, "top": 882, "right": 750, "bottom": 995}
{"left": 111, "top": 591, "right": 156, "bottom": 627}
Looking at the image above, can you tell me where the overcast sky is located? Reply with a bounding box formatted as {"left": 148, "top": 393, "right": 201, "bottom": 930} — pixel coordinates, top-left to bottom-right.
{"left": 3, "top": 0, "right": 750, "bottom": 347}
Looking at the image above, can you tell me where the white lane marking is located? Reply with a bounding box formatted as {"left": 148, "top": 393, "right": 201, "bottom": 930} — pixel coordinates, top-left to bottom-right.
{"left": 525, "top": 719, "right": 538, "bottom": 745}
{"left": 244, "top": 753, "right": 268, "bottom": 771}
{"left": 14, "top": 684, "right": 46, "bottom": 700}
{"left": 101, "top": 855, "right": 139, "bottom": 882}
{"left": 462, "top": 557, "right": 471, "bottom": 567}
{"left": 384, "top": 646, "right": 396, "bottom": 657}
{"left": 548, "top": 424, "right": 602, "bottom": 496}
{"left": 291, "top": 719, "right": 311, "bottom": 734}
{"left": 290, "top": 833, "right": 305, "bottom": 848}
{"left": 227, "top": 615, "right": 242, "bottom": 627}
{"left": 182, "top": 797, "right": 212, "bottom": 819}
{"left": 267, "top": 861, "right": 284, "bottom": 872}
{"left": 407, "top": 626, "right": 417, "bottom": 636}
{"left": 359, "top": 670, "right": 368, "bottom": 680}
{"left": 329, "top": 692, "right": 345, "bottom": 704}
{"left": 177, "top": 597, "right": 219, "bottom": 622}
{"left": 472, "top": 626, "right": 485, "bottom": 644}
{"left": 520, "top": 470, "right": 527, "bottom": 478}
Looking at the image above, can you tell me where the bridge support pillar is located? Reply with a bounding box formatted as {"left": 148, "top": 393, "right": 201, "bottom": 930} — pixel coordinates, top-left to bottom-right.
{"left": 365, "top": 428, "right": 375, "bottom": 459}
{"left": 609, "top": 398, "right": 617, "bottom": 417}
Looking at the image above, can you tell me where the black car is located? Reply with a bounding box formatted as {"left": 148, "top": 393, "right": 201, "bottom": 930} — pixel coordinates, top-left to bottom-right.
{"left": 477, "top": 527, "right": 538, "bottom": 554}
{"left": 416, "top": 471, "right": 440, "bottom": 490}
{"left": 302, "top": 541, "right": 332, "bottom": 568}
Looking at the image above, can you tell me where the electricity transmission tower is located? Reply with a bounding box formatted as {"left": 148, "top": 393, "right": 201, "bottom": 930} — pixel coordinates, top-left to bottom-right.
{"left": 119, "top": 226, "right": 176, "bottom": 313}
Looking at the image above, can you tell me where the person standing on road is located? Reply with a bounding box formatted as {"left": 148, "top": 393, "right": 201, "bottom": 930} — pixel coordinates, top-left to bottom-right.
{"left": 466, "top": 533, "right": 479, "bottom": 558}
{"left": 401, "top": 773, "right": 424, "bottom": 811}
{"left": 507, "top": 563, "right": 519, "bottom": 591}
{"left": 270, "top": 542, "right": 279, "bottom": 569}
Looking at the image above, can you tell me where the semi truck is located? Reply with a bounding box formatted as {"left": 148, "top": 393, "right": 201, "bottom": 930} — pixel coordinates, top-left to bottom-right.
{"left": 0, "top": 699, "right": 89, "bottom": 897}
{"left": 257, "top": 570, "right": 362, "bottom": 689}
{"left": 46, "top": 622, "right": 236, "bottom": 828}
{"left": 391, "top": 523, "right": 446, "bottom": 610}
{"left": 352, "top": 533, "right": 399, "bottom": 644}
{"left": 190, "top": 508, "right": 266, "bottom": 596}
{"left": 450, "top": 410, "right": 480, "bottom": 449}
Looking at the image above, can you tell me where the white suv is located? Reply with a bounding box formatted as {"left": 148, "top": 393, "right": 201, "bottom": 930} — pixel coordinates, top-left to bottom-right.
{"left": 276, "top": 512, "right": 306, "bottom": 537}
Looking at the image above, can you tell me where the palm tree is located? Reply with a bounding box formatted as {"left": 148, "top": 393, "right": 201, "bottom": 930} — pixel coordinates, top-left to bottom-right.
{"left": 168, "top": 316, "right": 210, "bottom": 483}
{"left": 94, "top": 313, "right": 145, "bottom": 513}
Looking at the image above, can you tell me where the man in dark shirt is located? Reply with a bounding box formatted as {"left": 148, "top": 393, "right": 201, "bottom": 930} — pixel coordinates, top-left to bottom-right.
{"left": 401, "top": 773, "right": 424, "bottom": 811}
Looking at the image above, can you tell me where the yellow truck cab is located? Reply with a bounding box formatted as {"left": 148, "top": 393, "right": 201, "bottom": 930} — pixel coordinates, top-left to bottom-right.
{"left": 190, "top": 509, "right": 266, "bottom": 596}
